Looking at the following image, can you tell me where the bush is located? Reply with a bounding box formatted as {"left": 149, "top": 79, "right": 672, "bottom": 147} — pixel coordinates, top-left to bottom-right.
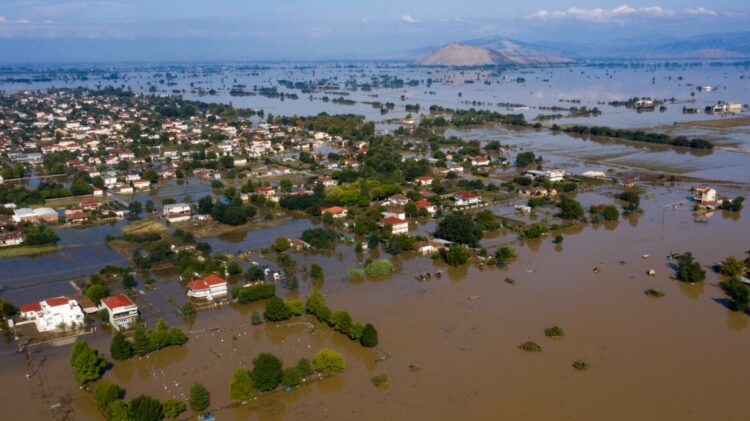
{"left": 720, "top": 277, "right": 749, "bottom": 312}
{"left": 522, "top": 223, "right": 547, "bottom": 239}
{"left": 557, "top": 196, "right": 584, "bottom": 220}
{"left": 443, "top": 244, "right": 469, "bottom": 266}
{"left": 251, "top": 352, "right": 283, "bottom": 391}
{"left": 273, "top": 237, "right": 290, "bottom": 252}
{"left": 309, "top": 263, "right": 324, "bottom": 280}
{"left": 371, "top": 373, "right": 390, "bottom": 388}
{"left": 281, "top": 367, "right": 302, "bottom": 388}
{"left": 347, "top": 268, "right": 365, "bottom": 279}
{"left": 264, "top": 296, "right": 292, "bottom": 321}
{"left": 162, "top": 398, "right": 186, "bottom": 419}
{"left": 719, "top": 256, "right": 746, "bottom": 277}
{"left": 251, "top": 311, "right": 263, "bottom": 325}
{"left": 92, "top": 381, "right": 122, "bottom": 411}
{"left": 644, "top": 288, "right": 664, "bottom": 298}
{"left": 360, "top": 323, "right": 379, "bottom": 347}
{"left": 313, "top": 348, "right": 346, "bottom": 374}
{"left": 285, "top": 299, "right": 304, "bottom": 316}
{"left": 128, "top": 395, "right": 163, "bottom": 421}
{"left": 229, "top": 368, "right": 256, "bottom": 402}
{"left": 365, "top": 259, "right": 393, "bottom": 276}
{"left": 676, "top": 252, "right": 705, "bottom": 283}
{"left": 572, "top": 360, "right": 591, "bottom": 371}
{"left": 233, "top": 283, "right": 276, "bottom": 304}
{"left": 22, "top": 223, "right": 59, "bottom": 246}
{"left": 189, "top": 382, "right": 210, "bottom": 412}
{"left": 495, "top": 246, "right": 516, "bottom": 262}
{"left": 518, "top": 341, "right": 542, "bottom": 352}
{"left": 69, "top": 340, "right": 109, "bottom": 384}
{"left": 300, "top": 228, "right": 338, "bottom": 249}
{"left": 330, "top": 310, "right": 353, "bottom": 334}
{"left": 182, "top": 302, "right": 196, "bottom": 317}
{"left": 544, "top": 326, "right": 564, "bottom": 338}
{"left": 297, "top": 358, "right": 313, "bottom": 377}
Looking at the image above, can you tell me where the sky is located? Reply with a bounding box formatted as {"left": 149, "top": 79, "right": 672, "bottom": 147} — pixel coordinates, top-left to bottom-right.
{"left": 0, "top": 0, "right": 748, "bottom": 62}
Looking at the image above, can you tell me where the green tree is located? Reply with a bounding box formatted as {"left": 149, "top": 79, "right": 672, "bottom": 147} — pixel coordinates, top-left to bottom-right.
{"left": 110, "top": 332, "right": 133, "bottom": 360}
{"left": 330, "top": 311, "right": 353, "bottom": 334}
{"left": 229, "top": 368, "right": 256, "bottom": 402}
{"left": 189, "top": 382, "right": 210, "bottom": 412}
{"left": 558, "top": 196, "right": 584, "bottom": 220}
{"left": 273, "top": 237, "right": 290, "bottom": 252}
{"left": 132, "top": 325, "right": 152, "bottom": 356}
{"left": 309, "top": 263, "right": 324, "bottom": 280}
{"left": 313, "top": 348, "right": 346, "bottom": 374}
{"left": 676, "top": 252, "right": 706, "bottom": 283}
{"left": 69, "top": 340, "right": 109, "bottom": 384}
{"left": 720, "top": 277, "right": 749, "bottom": 312}
{"left": 365, "top": 259, "right": 394, "bottom": 276}
{"left": 128, "top": 200, "right": 143, "bottom": 216}
{"left": 106, "top": 400, "right": 131, "bottom": 421}
{"left": 443, "top": 244, "right": 469, "bottom": 266}
{"left": 84, "top": 284, "right": 110, "bottom": 305}
{"left": 719, "top": 256, "right": 746, "bottom": 277}
{"left": 281, "top": 367, "right": 302, "bottom": 388}
{"left": 128, "top": 395, "right": 163, "bottom": 421}
{"left": 250, "top": 352, "right": 283, "bottom": 391}
{"left": 297, "top": 358, "right": 313, "bottom": 377}
{"left": 360, "top": 323, "right": 379, "bottom": 347}
{"left": 162, "top": 398, "right": 186, "bottom": 420}
{"left": 434, "top": 213, "right": 482, "bottom": 247}
{"left": 92, "top": 380, "right": 122, "bottom": 412}
{"left": 264, "top": 296, "right": 292, "bottom": 321}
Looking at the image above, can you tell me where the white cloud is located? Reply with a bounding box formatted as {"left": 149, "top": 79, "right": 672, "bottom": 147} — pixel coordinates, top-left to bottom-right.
{"left": 15, "top": 19, "right": 32, "bottom": 25}
{"left": 526, "top": 4, "right": 717, "bottom": 22}
{"left": 684, "top": 7, "right": 717, "bottom": 16}
{"left": 0, "top": 16, "right": 7, "bottom": 24}
{"left": 400, "top": 14, "right": 418, "bottom": 24}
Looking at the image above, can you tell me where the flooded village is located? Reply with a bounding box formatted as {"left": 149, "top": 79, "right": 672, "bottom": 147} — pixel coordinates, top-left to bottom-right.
{"left": 0, "top": 60, "right": 749, "bottom": 421}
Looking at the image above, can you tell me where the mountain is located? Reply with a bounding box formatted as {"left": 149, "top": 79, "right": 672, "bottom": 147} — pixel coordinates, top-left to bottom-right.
{"left": 416, "top": 42, "right": 573, "bottom": 66}
{"left": 636, "top": 32, "right": 750, "bottom": 59}
{"left": 463, "top": 36, "right": 571, "bottom": 58}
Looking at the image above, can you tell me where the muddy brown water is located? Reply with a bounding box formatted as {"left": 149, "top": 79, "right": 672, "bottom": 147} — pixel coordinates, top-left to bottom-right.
{"left": 1, "top": 184, "right": 749, "bottom": 420}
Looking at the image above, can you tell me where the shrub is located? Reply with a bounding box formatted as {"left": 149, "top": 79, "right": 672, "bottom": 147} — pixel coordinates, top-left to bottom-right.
{"left": 128, "top": 395, "right": 163, "bottom": 421}
{"left": 297, "top": 358, "right": 313, "bottom": 377}
{"left": 313, "top": 348, "right": 346, "bottom": 374}
{"left": 281, "top": 367, "right": 302, "bottom": 388}
{"left": 443, "top": 244, "right": 469, "bottom": 266}
{"left": 676, "top": 252, "right": 705, "bottom": 283}
{"left": 233, "top": 283, "right": 276, "bottom": 304}
{"left": 572, "top": 360, "right": 591, "bottom": 371}
{"left": 162, "top": 398, "right": 186, "bottom": 419}
{"left": 285, "top": 299, "right": 304, "bottom": 316}
{"left": 309, "top": 263, "right": 324, "bottom": 280}
{"left": 544, "top": 326, "right": 565, "bottom": 338}
{"left": 300, "top": 228, "right": 338, "bottom": 249}
{"left": 264, "top": 296, "right": 292, "bottom": 321}
{"left": 229, "top": 368, "right": 256, "bottom": 402}
{"left": 644, "top": 288, "right": 664, "bottom": 298}
{"left": 69, "top": 340, "right": 109, "bottom": 384}
{"left": 720, "top": 277, "right": 749, "bottom": 312}
{"left": 251, "top": 311, "right": 263, "bottom": 325}
{"left": 360, "top": 323, "right": 379, "bottom": 347}
{"left": 518, "top": 341, "right": 542, "bottom": 352}
{"left": 273, "top": 237, "right": 290, "bottom": 252}
{"left": 371, "top": 373, "right": 390, "bottom": 388}
{"left": 251, "top": 352, "right": 283, "bottom": 391}
{"left": 365, "top": 259, "right": 393, "bottom": 276}
{"left": 92, "top": 381, "right": 122, "bottom": 411}
{"left": 182, "top": 302, "right": 196, "bottom": 317}
{"left": 189, "top": 382, "right": 210, "bottom": 412}
{"left": 347, "top": 268, "right": 365, "bottom": 279}
{"left": 495, "top": 246, "right": 516, "bottom": 262}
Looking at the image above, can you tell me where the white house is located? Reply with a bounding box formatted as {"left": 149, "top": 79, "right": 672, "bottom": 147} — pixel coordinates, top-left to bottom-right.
{"left": 321, "top": 206, "right": 348, "bottom": 219}
{"left": 186, "top": 275, "right": 228, "bottom": 301}
{"left": 163, "top": 203, "right": 192, "bottom": 223}
{"left": 0, "top": 230, "right": 24, "bottom": 247}
{"left": 471, "top": 156, "right": 490, "bottom": 167}
{"left": 380, "top": 217, "right": 409, "bottom": 235}
{"left": 693, "top": 186, "right": 717, "bottom": 205}
{"left": 524, "top": 169, "right": 566, "bottom": 182}
{"left": 19, "top": 296, "right": 84, "bottom": 332}
{"left": 414, "top": 176, "right": 433, "bottom": 186}
{"left": 453, "top": 191, "right": 482, "bottom": 207}
{"left": 132, "top": 179, "right": 151, "bottom": 190}
{"left": 382, "top": 207, "right": 407, "bottom": 220}
{"left": 101, "top": 294, "right": 138, "bottom": 331}
{"left": 415, "top": 199, "right": 437, "bottom": 214}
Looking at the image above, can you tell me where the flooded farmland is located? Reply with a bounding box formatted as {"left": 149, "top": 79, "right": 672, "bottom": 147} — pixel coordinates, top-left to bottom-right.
{"left": 1, "top": 61, "right": 750, "bottom": 421}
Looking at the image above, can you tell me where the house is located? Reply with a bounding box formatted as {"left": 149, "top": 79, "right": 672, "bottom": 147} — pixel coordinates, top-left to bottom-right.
{"left": 382, "top": 207, "right": 407, "bottom": 220}
{"left": 383, "top": 194, "right": 409, "bottom": 207}
{"left": 187, "top": 275, "right": 228, "bottom": 301}
{"left": 314, "top": 176, "right": 338, "bottom": 187}
{"left": 80, "top": 198, "right": 101, "bottom": 210}
{"left": 471, "top": 156, "right": 490, "bottom": 167}
{"left": 414, "top": 240, "right": 445, "bottom": 255}
{"left": 634, "top": 99, "right": 655, "bottom": 109}
{"left": 693, "top": 186, "right": 717, "bottom": 205}
{"left": 521, "top": 187, "right": 557, "bottom": 198}
{"left": 163, "top": 203, "right": 192, "bottom": 223}
{"left": 19, "top": 296, "right": 85, "bottom": 332}
{"left": 12, "top": 207, "right": 58, "bottom": 223}
{"left": 101, "top": 294, "right": 138, "bottom": 331}
{"left": 116, "top": 184, "right": 134, "bottom": 194}
{"left": 132, "top": 179, "right": 151, "bottom": 190}
{"left": 415, "top": 199, "right": 437, "bottom": 214}
{"left": 453, "top": 191, "right": 482, "bottom": 207}
{"left": 322, "top": 206, "right": 348, "bottom": 219}
{"left": 380, "top": 217, "right": 409, "bottom": 235}
{"left": 64, "top": 208, "right": 88, "bottom": 224}
{"left": 706, "top": 102, "right": 742, "bottom": 114}
{"left": 0, "top": 230, "right": 24, "bottom": 247}
{"left": 414, "top": 176, "right": 434, "bottom": 186}
{"left": 524, "top": 169, "right": 566, "bottom": 182}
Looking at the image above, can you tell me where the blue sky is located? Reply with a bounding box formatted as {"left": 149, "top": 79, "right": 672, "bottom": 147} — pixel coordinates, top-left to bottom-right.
{"left": 0, "top": 0, "right": 748, "bottom": 62}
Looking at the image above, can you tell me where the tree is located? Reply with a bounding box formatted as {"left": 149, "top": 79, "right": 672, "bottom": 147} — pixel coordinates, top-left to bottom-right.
{"left": 676, "top": 252, "right": 705, "bottom": 283}
{"left": 107, "top": 400, "right": 131, "bottom": 421}
{"left": 313, "top": 348, "right": 345, "bottom": 374}
{"left": 300, "top": 228, "right": 338, "bottom": 249}
{"left": 330, "top": 311, "right": 353, "bottom": 334}
{"left": 128, "top": 395, "right": 163, "bottom": 421}
{"left": 618, "top": 191, "right": 640, "bottom": 211}
{"left": 132, "top": 325, "right": 152, "bottom": 356}
{"left": 273, "top": 237, "right": 290, "bottom": 252}
{"left": 264, "top": 296, "right": 292, "bottom": 321}
{"left": 361, "top": 323, "right": 379, "bottom": 347}
{"left": 110, "top": 332, "right": 133, "bottom": 360}
{"left": 162, "top": 398, "right": 186, "bottom": 420}
{"left": 558, "top": 196, "right": 584, "bottom": 220}
{"left": 92, "top": 381, "right": 122, "bottom": 411}
{"left": 474, "top": 210, "right": 500, "bottom": 232}
{"left": 365, "top": 259, "right": 394, "bottom": 276}
{"left": 251, "top": 311, "right": 263, "bottom": 325}
{"left": 69, "top": 340, "right": 109, "bottom": 384}
{"left": 602, "top": 205, "right": 620, "bottom": 221}
{"left": 495, "top": 246, "right": 516, "bottom": 262}
{"left": 721, "top": 277, "right": 749, "bottom": 312}
{"left": 282, "top": 367, "right": 302, "bottom": 388}
{"left": 309, "top": 263, "right": 324, "bottom": 280}
{"left": 444, "top": 244, "right": 469, "bottom": 266}
{"left": 250, "top": 352, "right": 283, "bottom": 391}
{"left": 22, "top": 224, "right": 59, "bottom": 245}
{"left": 434, "top": 213, "right": 482, "bottom": 247}
{"left": 229, "top": 368, "right": 256, "bottom": 401}
{"left": 128, "top": 200, "right": 143, "bottom": 216}
{"left": 719, "top": 256, "right": 746, "bottom": 277}
{"left": 182, "top": 302, "right": 196, "bottom": 317}
{"left": 84, "top": 283, "right": 110, "bottom": 305}
{"left": 297, "top": 358, "right": 313, "bottom": 377}
{"left": 189, "top": 382, "right": 210, "bottom": 412}
{"left": 285, "top": 299, "right": 304, "bottom": 316}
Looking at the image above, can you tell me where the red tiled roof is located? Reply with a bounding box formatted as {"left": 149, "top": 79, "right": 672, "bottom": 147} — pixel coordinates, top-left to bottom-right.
{"left": 188, "top": 275, "right": 226, "bottom": 291}
{"left": 322, "top": 206, "right": 347, "bottom": 214}
{"left": 381, "top": 217, "right": 408, "bottom": 225}
{"left": 415, "top": 200, "right": 432, "bottom": 208}
{"left": 19, "top": 302, "right": 42, "bottom": 313}
{"left": 454, "top": 190, "right": 480, "bottom": 199}
{"left": 45, "top": 296, "right": 71, "bottom": 307}
{"left": 102, "top": 294, "right": 134, "bottom": 310}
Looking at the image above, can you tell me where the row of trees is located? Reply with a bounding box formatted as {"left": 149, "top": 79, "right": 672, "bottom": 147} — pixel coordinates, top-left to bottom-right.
{"left": 305, "top": 289, "right": 379, "bottom": 347}
{"left": 564, "top": 125, "right": 714, "bottom": 149}
{"left": 110, "top": 319, "right": 188, "bottom": 360}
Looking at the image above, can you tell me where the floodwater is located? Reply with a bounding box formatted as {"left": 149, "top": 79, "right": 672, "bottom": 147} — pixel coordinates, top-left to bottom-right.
{"left": 2, "top": 184, "right": 750, "bottom": 420}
